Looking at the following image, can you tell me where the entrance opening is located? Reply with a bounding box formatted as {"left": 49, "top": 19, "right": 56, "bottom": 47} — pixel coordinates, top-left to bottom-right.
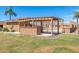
{"left": 0, "top": 25, "right": 3, "bottom": 28}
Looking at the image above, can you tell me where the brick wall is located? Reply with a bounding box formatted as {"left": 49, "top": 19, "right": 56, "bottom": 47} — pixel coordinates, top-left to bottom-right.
{"left": 63, "top": 28, "right": 70, "bottom": 33}
{"left": 6, "top": 25, "right": 20, "bottom": 32}
{"left": 5, "top": 24, "right": 41, "bottom": 35}
{"left": 20, "top": 27, "right": 37, "bottom": 35}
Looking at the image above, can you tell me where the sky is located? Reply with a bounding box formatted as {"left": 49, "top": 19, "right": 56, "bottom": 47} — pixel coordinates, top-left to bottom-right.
{"left": 0, "top": 6, "right": 79, "bottom": 23}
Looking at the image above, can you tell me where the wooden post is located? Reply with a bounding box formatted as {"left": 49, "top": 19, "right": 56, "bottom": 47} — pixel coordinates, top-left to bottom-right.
{"left": 31, "top": 18, "right": 34, "bottom": 27}
{"left": 36, "top": 18, "right": 37, "bottom": 27}
{"left": 57, "top": 19, "right": 59, "bottom": 34}
{"left": 62, "top": 20, "right": 64, "bottom": 33}
{"left": 24, "top": 22, "right": 26, "bottom": 27}
{"left": 19, "top": 21, "right": 20, "bottom": 32}
{"left": 32, "top": 18, "right": 34, "bottom": 27}
{"left": 51, "top": 18, "right": 53, "bottom": 35}
{"left": 40, "top": 18, "right": 43, "bottom": 32}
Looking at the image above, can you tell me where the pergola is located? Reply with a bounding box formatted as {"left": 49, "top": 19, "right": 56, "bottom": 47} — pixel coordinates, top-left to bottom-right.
{"left": 6, "top": 16, "right": 64, "bottom": 35}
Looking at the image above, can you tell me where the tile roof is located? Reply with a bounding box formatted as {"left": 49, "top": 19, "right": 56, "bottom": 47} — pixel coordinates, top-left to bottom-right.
{"left": 0, "top": 21, "right": 6, "bottom": 25}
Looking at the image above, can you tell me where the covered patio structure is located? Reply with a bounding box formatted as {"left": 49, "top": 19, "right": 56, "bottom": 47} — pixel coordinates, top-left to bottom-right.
{"left": 6, "top": 16, "right": 64, "bottom": 35}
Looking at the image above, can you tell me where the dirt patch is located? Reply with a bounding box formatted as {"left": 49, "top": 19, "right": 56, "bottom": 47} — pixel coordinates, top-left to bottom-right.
{"left": 33, "top": 45, "right": 79, "bottom": 53}
{"left": 34, "top": 46, "right": 52, "bottom": 53}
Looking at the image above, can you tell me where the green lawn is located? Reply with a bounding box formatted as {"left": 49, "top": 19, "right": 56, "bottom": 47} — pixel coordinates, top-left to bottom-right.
{"left": 0, "top": 33, "right": 79, "bottom": 53}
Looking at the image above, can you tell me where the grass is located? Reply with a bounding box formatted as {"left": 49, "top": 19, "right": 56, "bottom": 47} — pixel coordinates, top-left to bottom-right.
{"left": 53, "top": 47, "right": 77, "bottom": 53}
{"left": 0, "top": 33, "right": 79, "bottom": 52}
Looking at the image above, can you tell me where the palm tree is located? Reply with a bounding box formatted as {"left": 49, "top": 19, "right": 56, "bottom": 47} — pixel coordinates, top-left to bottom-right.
{"left": 73, "top": 11, "right": 79, "bottom": 34}
{"left": 5, "top": 7, "right": 17, "bottom": 20}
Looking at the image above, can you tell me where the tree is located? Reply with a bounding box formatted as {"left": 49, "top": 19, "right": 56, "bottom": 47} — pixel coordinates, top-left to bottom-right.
{"left": 73, "top": 11, "right": 79, "bottom": 34}
{"left": 5, "top": 7, "right": 17, "bottom": 20}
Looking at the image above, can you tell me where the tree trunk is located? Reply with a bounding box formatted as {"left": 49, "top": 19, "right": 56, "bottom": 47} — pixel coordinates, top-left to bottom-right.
{"left": 77, "top": 18, "right": 78, "bottom": 24}
{"left": 76, "top": 18, "right": 79, "bottom": 34}
{"left": 9, "top": 14, "right": 11, "bottom": 20}
{"left": 9, "top": 14, "right": 12, "bottom": 31}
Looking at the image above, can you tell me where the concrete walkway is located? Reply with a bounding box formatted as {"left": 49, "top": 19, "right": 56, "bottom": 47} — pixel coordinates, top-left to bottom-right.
{"left": 41, "top": 33, "right": 52, "bottom": 37}
{"left": 36, "top": 33, "right": 62, "bottom": 39}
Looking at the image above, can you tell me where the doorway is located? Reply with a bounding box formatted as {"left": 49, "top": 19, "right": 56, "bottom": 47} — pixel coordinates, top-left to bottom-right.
{"left": 0, "top": 25, "right": 3, "bottom": 28}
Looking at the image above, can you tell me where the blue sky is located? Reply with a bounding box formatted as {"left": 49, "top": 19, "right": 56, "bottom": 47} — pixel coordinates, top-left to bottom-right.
{"left": 0, "top": 6, "right": 79, "bottom": 23}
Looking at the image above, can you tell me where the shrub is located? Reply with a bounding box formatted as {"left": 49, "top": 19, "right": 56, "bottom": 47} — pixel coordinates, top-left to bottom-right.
{"left": 3, "top": 27, "right": 10, "bottom": 32}
{"left": 11, "top": 30, "right": 15, "bottom": 32}
{"left": 0, "top": 27, "right": 3, "bottom": 31}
